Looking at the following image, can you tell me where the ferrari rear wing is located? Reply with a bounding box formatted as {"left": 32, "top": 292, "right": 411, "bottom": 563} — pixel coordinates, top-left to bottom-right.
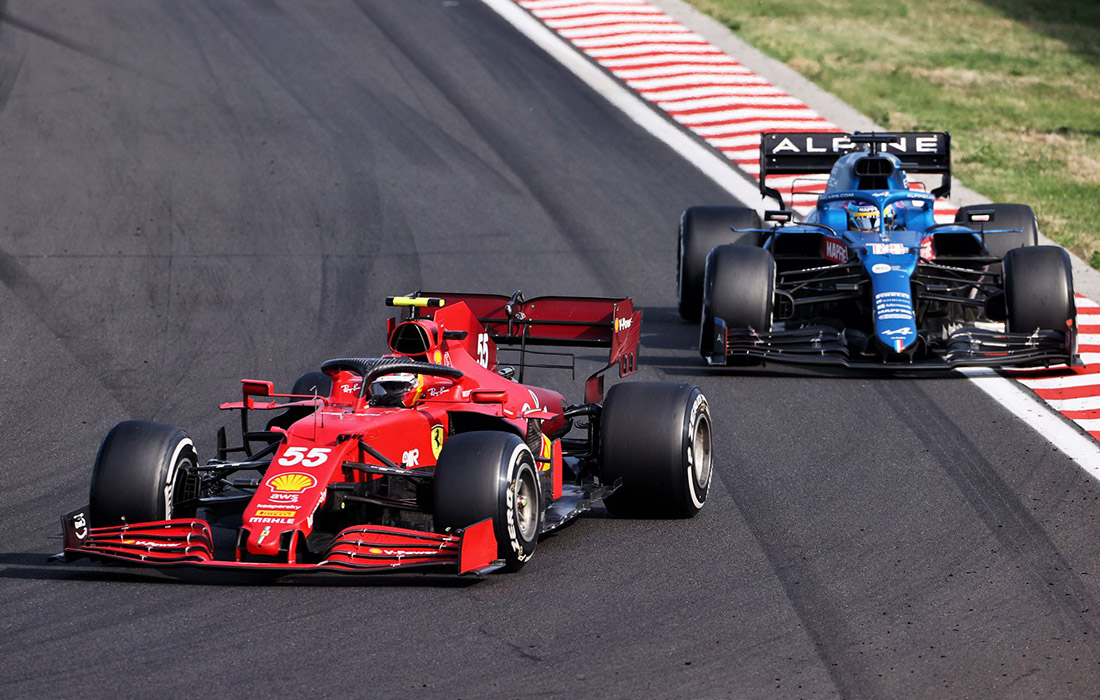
{"left": 420, "top": 290, "right": 641, "bottom": 403}
{"left": 760, "top": 131, "right": 951, "bottom": 205}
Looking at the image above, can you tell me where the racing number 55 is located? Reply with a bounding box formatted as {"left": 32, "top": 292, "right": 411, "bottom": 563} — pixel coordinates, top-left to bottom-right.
{"left": 278, "top": 447, "right": 331, "bottom": 467}
{"left": 477, "top": 332, "right": 490, "bottom": 368}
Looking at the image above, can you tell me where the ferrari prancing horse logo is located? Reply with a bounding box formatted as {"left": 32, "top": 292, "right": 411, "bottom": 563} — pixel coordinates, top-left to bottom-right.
{"left": 431, "top": 425, "right": 445, "bottom": 459}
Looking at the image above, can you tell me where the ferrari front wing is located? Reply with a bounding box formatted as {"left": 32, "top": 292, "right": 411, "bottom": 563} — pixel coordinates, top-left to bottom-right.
{"left": 58, "top": 508, "right": 502, "bottom": 577}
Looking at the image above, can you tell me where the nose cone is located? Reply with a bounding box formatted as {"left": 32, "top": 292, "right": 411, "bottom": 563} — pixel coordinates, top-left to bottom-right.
{"left": 246, "top": 524, "right": 284, "bottom": 558}
{"left": 241, "top": 470, "right": 322, "bottom": 561}
{"left": 868, "top": 260, "right": 918, "bottom": 357}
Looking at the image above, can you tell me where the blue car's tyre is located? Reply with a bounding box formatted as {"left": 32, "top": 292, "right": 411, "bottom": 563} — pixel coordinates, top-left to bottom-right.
{"left": 956, "top": 203, "right": 1037, "bottom": 260}
{"left": 700, "top": 244, "right": 775, "bottom": 364}
{"left": 90, "top": 421, "right": 199, "bottom": 526}
{"left": 678, "top": 206, "right": 762, "bottom": 322}
{"left": 1003, "top": 246, "right": 1075, "bottom": 333}
{"left": 599, "top": 382, "right": 712, "bottom": 518}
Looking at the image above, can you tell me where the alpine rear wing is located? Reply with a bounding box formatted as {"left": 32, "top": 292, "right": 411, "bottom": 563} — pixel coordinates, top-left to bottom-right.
{"left": 421, "top": 290, "right": 641, "bottom": 403}
{"left": 760, "top": 131, "right": 951, "bottom": 207}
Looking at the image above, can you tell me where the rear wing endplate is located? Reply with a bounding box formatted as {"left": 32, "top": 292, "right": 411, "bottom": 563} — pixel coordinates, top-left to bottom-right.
{"left": 760, "top": 131, "right": 951, "bottom": 206}
{"left": 422, "top": 291, "right": 641, "bottom": 403}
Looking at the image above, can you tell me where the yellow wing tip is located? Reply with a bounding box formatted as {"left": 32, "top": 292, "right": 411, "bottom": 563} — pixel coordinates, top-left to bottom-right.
{"left": 386, "top": 296, "right": 445, "bottom": 308}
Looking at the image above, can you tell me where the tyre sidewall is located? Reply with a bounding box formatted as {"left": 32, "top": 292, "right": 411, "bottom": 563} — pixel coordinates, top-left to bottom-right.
{"left": 600, "top": 382, "right": 712, "bottom": 518}
{"left": 679, "top": 206, "right": 762, "bottom": 321}
{"left": 499, "top": 443, "right": 540, "bottom": 568}
{"left": 680, "top": 388, "right": 712, "bottom": 512}
{"left": 1003, "top": 246, "right": 1075, "bottom": 332}
{"left": 704, "top": 244, "right": 775, "bottom": 330}
{"left": 433, "top": 431, "right": 540, "bottom": 570}
{"left": 89, "top": 421, "right": 196, "bottom": 525}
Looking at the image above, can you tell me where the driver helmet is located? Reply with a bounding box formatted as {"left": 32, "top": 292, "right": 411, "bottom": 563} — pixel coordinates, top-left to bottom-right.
{"left": 847, "top": 203, "right": 880, "bottom": 232}
{"left": 882, "top": 203, "right": 897, "bottom": 230}
{"left": 371, "top": 372, "right": 418, "bottom": 398}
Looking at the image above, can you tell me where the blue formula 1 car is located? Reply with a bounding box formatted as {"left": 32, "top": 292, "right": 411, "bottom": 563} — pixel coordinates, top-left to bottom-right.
{"left": 677, "top": 131, "right": 1078, "bottom": 369}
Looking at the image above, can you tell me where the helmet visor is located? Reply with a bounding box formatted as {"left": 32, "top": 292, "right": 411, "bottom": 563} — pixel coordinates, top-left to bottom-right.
{"left": 849, "top": 210, "right": 878, "bottom": 231}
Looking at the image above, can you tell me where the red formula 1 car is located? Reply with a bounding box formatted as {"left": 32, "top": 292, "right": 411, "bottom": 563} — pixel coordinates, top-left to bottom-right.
{"left": 59, "top": 292, "right": 712, "bottom": 578}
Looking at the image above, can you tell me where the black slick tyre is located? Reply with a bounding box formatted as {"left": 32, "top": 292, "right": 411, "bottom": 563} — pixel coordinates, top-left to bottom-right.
{"left": 599, "top": 382, "right": 712, "bottom": 518}
{"left": 700, "top": 244, "right": 775, "bottom": 363}
{"left": 89, "top": 420, "right": 199, "bottom": 526}
{"left": 678, "top": 205, "right": 762, "bottom": 321}
{"left": 956, "top": 203, "right": 1038, "bottom": 260}
{"left": 433, "top": 431, "right": 541, "bottom": 571}
{"left": 291, "top": 370, "right": 332, "bottom": 397}
{"left": 1003, "top": 245, "right": 1076, "bottom": 333}
{"left": 267, "top": 371, "right": 332, "bottom": 431}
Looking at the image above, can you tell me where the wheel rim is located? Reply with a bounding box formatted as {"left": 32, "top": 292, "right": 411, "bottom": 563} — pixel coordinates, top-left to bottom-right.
{"left": 512, "top": 466, "right": 539, "bottom": 542}
{"left": 690, "top": 413, "right": 712, "bottom": 489}
{"left": 167, "top": 454, "right": 197, "bottom": 518}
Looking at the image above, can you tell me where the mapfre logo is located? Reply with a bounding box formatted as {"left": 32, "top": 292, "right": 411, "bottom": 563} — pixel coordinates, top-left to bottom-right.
{"left": 822, "top": 237, "right": 847, "bottom": 263}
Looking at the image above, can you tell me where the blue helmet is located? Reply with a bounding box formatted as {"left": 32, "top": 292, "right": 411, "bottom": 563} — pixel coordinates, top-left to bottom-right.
{"left": 847, "top": 203, "right": 879, "bottom": 231}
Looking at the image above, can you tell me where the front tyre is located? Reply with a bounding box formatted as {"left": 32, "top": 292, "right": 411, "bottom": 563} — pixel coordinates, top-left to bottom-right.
{"left": 433, "top": 431, "right": 541, "bottom": 571}
{"left": 89, "top": 421, "right": 199, "bottom": 525}
{"left": 1003, "top": 245, "right": 1076, "bottom": 333}
{"left": 700, "top": 244, "right": 776, "bottom": 365}
{"left": 600, "top": 382, "right": 712, "bottom": 518}
{"left": 678, "top": 206, "right": 762, "bottom": 322}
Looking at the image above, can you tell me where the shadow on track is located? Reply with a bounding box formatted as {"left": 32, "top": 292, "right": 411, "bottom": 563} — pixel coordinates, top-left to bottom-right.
{"left": 0, "top": 551, "right": 483, "bottom": 588}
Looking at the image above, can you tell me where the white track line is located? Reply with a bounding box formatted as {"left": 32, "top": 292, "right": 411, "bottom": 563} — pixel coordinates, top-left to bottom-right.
{"left": 483, "top": 0, "right": 1100, "bottom": 478}
{"left": 960, "top": 369, "right": 1100, "bottom": 480}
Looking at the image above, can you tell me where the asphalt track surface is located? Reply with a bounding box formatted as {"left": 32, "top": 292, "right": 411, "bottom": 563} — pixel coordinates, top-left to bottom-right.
{"left": 1, "top": 2, "right": 1099, "bottom": 698}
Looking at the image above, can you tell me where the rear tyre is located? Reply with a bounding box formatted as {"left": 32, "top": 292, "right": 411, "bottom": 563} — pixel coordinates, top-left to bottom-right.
{"left": 956, "top": 203, "right": 1038, "bottom": 260}
{"left": 700, "top": 244, "right": 775, "bottom": 364}
{"left": 678, "top": 206, "right": 762, "bottom": 321}
{"left": 89, "top": 421, "right": 199, "bottom": 526}
{"left": 1003, "top": 246, "right": 1076, "bottom": 333}
{"left": 267, "top": 370, "right": 332, "bottom": 431}
{"left": 599, "top": 382, "right": 712, "bottom": 518}
{"left": 291, "top": 370, "right": 332, "bottom": 397}
{"left": 433, "top": 431, "right": 541, "bottom": 571}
